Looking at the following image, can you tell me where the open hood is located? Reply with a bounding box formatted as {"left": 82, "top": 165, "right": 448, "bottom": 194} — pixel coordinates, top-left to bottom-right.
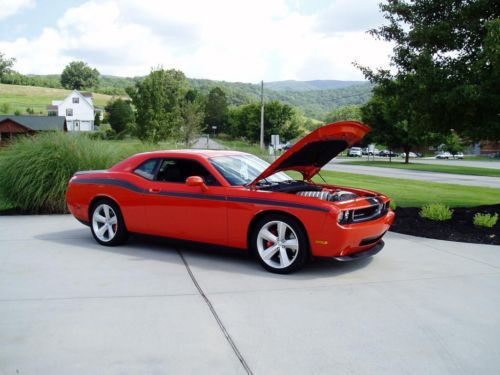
{"left": 250, "top": 121, "right": 370, "bottom": 185}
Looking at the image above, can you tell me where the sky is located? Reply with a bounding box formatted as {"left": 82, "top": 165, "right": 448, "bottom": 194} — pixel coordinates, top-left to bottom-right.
{"left": 0, "top": 0, "right": 393, "bottom": 82}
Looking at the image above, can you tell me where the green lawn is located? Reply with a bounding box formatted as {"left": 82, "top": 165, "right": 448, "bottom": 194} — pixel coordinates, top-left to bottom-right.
{"left": 285, "top": 170, "right": 500, "bottom": 208}
{"left": 311, "top": 170, "right": 500, "bottom": 207}
{"left": 0, "top": 83, "right": 120, "bottom": 114}
{"left": 342, "top": 160, "right": 500, "bottom": 177}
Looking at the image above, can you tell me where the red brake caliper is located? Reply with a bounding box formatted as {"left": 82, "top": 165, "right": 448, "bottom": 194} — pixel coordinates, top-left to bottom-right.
{"left": 266, "top": 227, "right": 277, "bottom": 248}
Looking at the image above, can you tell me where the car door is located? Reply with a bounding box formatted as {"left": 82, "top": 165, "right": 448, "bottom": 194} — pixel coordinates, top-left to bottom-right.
{"left": 140, "top": 157, "right": 228, "bottom": 245}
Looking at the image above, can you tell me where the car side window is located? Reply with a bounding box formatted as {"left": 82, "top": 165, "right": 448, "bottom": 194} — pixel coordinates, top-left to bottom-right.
{"left": 134, "top": 158, "right": 160, "bottom": 180}
{"left": 156, "top": 158, "right": 220, "bottom": 186}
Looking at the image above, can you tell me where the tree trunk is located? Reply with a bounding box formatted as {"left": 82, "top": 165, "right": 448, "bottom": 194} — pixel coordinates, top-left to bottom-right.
{"left": 404, "top": 145, "right": 410, "bottom": 164}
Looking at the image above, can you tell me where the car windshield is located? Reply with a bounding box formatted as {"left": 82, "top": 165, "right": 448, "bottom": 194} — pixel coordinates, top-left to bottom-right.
{"left": 210, "top": 154, "right": 292, "bottom": 186}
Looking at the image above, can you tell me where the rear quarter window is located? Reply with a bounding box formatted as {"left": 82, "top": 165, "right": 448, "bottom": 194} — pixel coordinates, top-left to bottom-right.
{"left": 134, "top": 159, "right": 160, "bottom": 180}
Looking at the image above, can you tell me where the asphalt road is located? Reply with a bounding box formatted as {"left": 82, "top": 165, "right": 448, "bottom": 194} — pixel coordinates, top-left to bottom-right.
{"left": 332, "top": 157, "right": 500, "bottom": 169}
{"left": 191, "top": 136, "right": 228, "bottom": 150}
{"left": 324, "top": 162, "right": 500, "bottom": 188}
{"left": 2, "top": 215, "right": 500, "bottom": 374}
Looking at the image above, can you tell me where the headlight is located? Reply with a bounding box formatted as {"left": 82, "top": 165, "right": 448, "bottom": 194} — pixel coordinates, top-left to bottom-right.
{"left": 338, "top": 210, "right": 350, "bottom": 224}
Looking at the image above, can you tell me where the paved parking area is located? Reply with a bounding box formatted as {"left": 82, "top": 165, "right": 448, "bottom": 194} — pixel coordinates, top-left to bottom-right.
{"left": 1, "top": 215, "right": 500, "bottom": 374}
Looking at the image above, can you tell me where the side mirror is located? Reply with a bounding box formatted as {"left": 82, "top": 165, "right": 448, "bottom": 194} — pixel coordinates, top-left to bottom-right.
{"left": 186, "top": 176, "right": 208, "bottom": 192}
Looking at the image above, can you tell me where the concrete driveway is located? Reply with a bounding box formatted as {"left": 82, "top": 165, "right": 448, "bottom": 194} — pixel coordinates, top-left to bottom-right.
{"left": 1, "top": 215, "right": 500, "bottom": 374}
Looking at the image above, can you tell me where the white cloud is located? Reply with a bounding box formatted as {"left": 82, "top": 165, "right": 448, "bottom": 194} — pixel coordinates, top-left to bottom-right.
{"left": 0, "top": 0, "right": 35, "bottom": 21}
{"left": 0, "top": 0, "right": 393, "bottom": 81}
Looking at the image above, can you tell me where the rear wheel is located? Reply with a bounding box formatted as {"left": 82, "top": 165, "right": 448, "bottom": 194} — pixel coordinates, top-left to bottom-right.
{"left": 90, "top": 199, "right": 128, "bottom": 246}
{"left": 251, "top": 214, "right": 309, "bottom": 274}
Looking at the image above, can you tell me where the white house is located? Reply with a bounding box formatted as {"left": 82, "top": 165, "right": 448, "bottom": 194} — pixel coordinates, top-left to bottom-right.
{"left": 47, "top": 90, "right": 103, "bottom": 132}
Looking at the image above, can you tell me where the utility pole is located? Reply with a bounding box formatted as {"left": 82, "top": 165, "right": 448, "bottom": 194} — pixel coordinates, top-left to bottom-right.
{"left": 260, "top": 80, "right": 265, "bottom": 150}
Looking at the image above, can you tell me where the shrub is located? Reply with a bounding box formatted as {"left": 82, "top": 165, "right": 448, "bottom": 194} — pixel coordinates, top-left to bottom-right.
{"left": 419, "top": 203, "right": 453, "bottom": 221}
{"left": 0, "top": 132, "right": 120, "bottom": 213}
{"left": 473, "top": 213, "right": 498, "bottom": 228}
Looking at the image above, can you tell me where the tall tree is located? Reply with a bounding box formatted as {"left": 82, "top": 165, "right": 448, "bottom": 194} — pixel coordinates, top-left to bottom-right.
{"left": 359, "top": 0, "right": 500, "bottom": 142}
{"left": 179, "top": 90, "right": 205, "bottom": 146}
{"left": 0, "top": 52, "right": 15, "bottom": 81}
{"left": 205, "top": 87, "right": 228, "bottom": 133}
{"left": 226, "top": 100, "right": 301, "bottom": 143}
{"left": 61, "top": 61, "right": 99, "bottom": 90}
{"left": 361, "top": 85, "right": 433, "bottom": 163}
{"left": 105, "top": 98, "right": 135, "bottom": 134}
{"left": 126, "top": 68, "right": 188, "bottom": 143}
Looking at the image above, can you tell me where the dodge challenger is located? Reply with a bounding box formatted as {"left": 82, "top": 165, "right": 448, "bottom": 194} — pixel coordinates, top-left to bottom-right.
{"left": 67, "top": 121, "right": 395, "bottom": 273}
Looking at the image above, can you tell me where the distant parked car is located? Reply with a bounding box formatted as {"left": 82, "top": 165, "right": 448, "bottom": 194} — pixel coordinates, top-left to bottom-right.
{"left": 452, "top": 152, "right": 464, "bottom": 159}
{"left": 379, "top": 150, "right": 397, "bottom": 157}
{"left": 436, "top": 152, "right": 452, "bottom": 159}
{"left": 348, "top": 147, "right": 363, "bottom": 157}
{"left": 400, "top": 152, "right": 418, "bottom": 158}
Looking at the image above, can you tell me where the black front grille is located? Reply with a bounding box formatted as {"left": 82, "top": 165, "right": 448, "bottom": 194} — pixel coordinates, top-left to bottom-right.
{"left": 350, "top": 198, "right": 387, "bottom": 223}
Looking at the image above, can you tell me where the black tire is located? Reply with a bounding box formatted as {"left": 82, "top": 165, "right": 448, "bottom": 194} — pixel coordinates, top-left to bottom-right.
{"left": 250, "top": 213, "right": 309, "bottom": 274}
{"left": 90, "top": 199, "right": 129, "bottom": 246}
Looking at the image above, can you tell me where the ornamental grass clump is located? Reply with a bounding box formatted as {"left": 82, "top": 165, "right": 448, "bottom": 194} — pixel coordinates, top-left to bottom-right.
{"left": 0, "top": 132, "right": 119, "bottom": 213}
{"left": 419, "top": 203, "right": 453, "bottom": 221}
{"left": 473, "top": 213, "right": 498, "bottom": 228}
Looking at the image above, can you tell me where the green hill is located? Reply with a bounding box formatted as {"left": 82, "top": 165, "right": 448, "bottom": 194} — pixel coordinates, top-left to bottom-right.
{"left": 187, "top": 78, "right": 372, "bottom": 118}
{"left": 0, "top": 84, "right": 118, "bottom": 115}
{"left": 1, "top": 76, "right": 373, "bottom": 119}
{"left": 265, "top": 79, "right": 366, "bottom": 91}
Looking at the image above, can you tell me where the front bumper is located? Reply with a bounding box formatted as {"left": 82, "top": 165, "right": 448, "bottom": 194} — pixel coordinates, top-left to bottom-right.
{"left": 332, "top": 240, "right": 384, "bottom": 261}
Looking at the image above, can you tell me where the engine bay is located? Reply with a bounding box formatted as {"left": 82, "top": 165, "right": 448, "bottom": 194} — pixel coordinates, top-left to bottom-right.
{"left": 256, "top": 179, "right": 361, "bottom": 202}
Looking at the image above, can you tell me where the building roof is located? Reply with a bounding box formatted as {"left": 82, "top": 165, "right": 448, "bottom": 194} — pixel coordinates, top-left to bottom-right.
{"left": 0, "top": 116, "right": 67, "bottom": 131}
{"left": 47, "top": 105, "right": 58, "bottom": 110}
{"left": 81, "top": 92, "right": 93, "bottom": 97}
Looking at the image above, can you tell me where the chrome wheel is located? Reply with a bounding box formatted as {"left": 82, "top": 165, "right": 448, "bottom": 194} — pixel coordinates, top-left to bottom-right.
{"left": 256, "top": 220, "right": 299, "bottom": 269}
{"left": 92, "top": 203, "right": 118, "bottom": 242}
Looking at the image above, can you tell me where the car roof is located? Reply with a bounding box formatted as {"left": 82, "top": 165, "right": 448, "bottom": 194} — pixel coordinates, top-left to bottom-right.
{"left": 135, "top": 149, "right": 249, "bottom": 158}
{"left": 109, "top": 149, "right": 252, "bottom": 172}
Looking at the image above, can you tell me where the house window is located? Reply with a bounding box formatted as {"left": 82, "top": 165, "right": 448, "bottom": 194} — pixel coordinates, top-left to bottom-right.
{"left": 73, "top": 97, "right": 79, "bottom": 104}
{"left": 66, "top": 108, "right": 73, "bottom": 116}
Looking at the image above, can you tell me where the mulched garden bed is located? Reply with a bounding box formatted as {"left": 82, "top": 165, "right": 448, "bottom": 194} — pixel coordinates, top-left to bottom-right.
{"left": 390, "top": 204, "right": 500, "bottom": 245}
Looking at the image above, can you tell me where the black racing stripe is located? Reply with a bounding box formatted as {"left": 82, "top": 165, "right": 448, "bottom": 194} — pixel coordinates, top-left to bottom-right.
{"left": 227, "top": 196, "right": 329, "bottom": 212}
{"left": 72, "top": 178, "right": 146, "bottom": 193}
{"left": 159, "top": 190, "right": 227, "bottom": 201}
{"left": 73, "top": 177, "right": 329, "bottom": 212}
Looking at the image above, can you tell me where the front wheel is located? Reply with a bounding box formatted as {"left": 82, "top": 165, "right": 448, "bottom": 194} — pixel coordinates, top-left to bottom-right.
{"left": 251, "top": 214, "right": 309, "bottom": 274}
{"left": 90, "top": 199, "right": 128, "bottom": 246}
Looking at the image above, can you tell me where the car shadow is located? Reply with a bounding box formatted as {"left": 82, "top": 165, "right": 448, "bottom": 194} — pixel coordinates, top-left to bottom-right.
{"left": 35, "top": 228, "right": 373, "bottom": 280}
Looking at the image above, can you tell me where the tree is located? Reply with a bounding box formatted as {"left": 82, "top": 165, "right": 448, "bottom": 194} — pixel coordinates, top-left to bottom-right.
{"left": 359, "top": 0, "right": 500, "bottom": 144}
{"left": 105, "top": 98, "right": 135, "bottom": 134}
{"left": 179, "top": 91, "right": 205, "bottom": 146}
{"left": 0, "top": 52, "right": 15, "bottom": 81}
{"left": 225, "top": 100, "right": 301, "bottom": 143}
{"left": 443, "top": 130, "right": 464, "bottom": 156}
{"left": 126, "top": 68, "right": 188, "bottom": 143}
{"left": 361, "top": 82, "right": 435, "bottom": 163}
{"left": 0, "top": 103, "right": 11, "bottom": 114}
{"left": 60, "top": 61, "right": 99, "bottom": 90}
{"left": 205, "top": 87, "right": 228, "bottom": 133}
{"left": 94, "top": 112, "right": 101, "bottom": 127}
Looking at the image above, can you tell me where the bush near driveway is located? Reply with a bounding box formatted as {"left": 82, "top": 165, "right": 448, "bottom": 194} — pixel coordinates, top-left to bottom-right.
{"left": 0, "top": 132, "right": 120, "bottom": 213}
{"left": 473, "top": 213, "right": 498, "bottom": 228}
{"left": 419, "top": 203, "right": 453, "bottom": 221}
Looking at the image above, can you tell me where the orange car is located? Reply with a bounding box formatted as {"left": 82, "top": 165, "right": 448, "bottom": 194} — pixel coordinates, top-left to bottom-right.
{"left": 67, "top": 121, "right": 394, "bottom": 273}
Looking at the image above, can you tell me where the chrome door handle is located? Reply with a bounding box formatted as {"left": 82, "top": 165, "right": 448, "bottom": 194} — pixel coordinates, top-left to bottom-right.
{"left": 149, "top": 188, "right": 161, "bottom": 193}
